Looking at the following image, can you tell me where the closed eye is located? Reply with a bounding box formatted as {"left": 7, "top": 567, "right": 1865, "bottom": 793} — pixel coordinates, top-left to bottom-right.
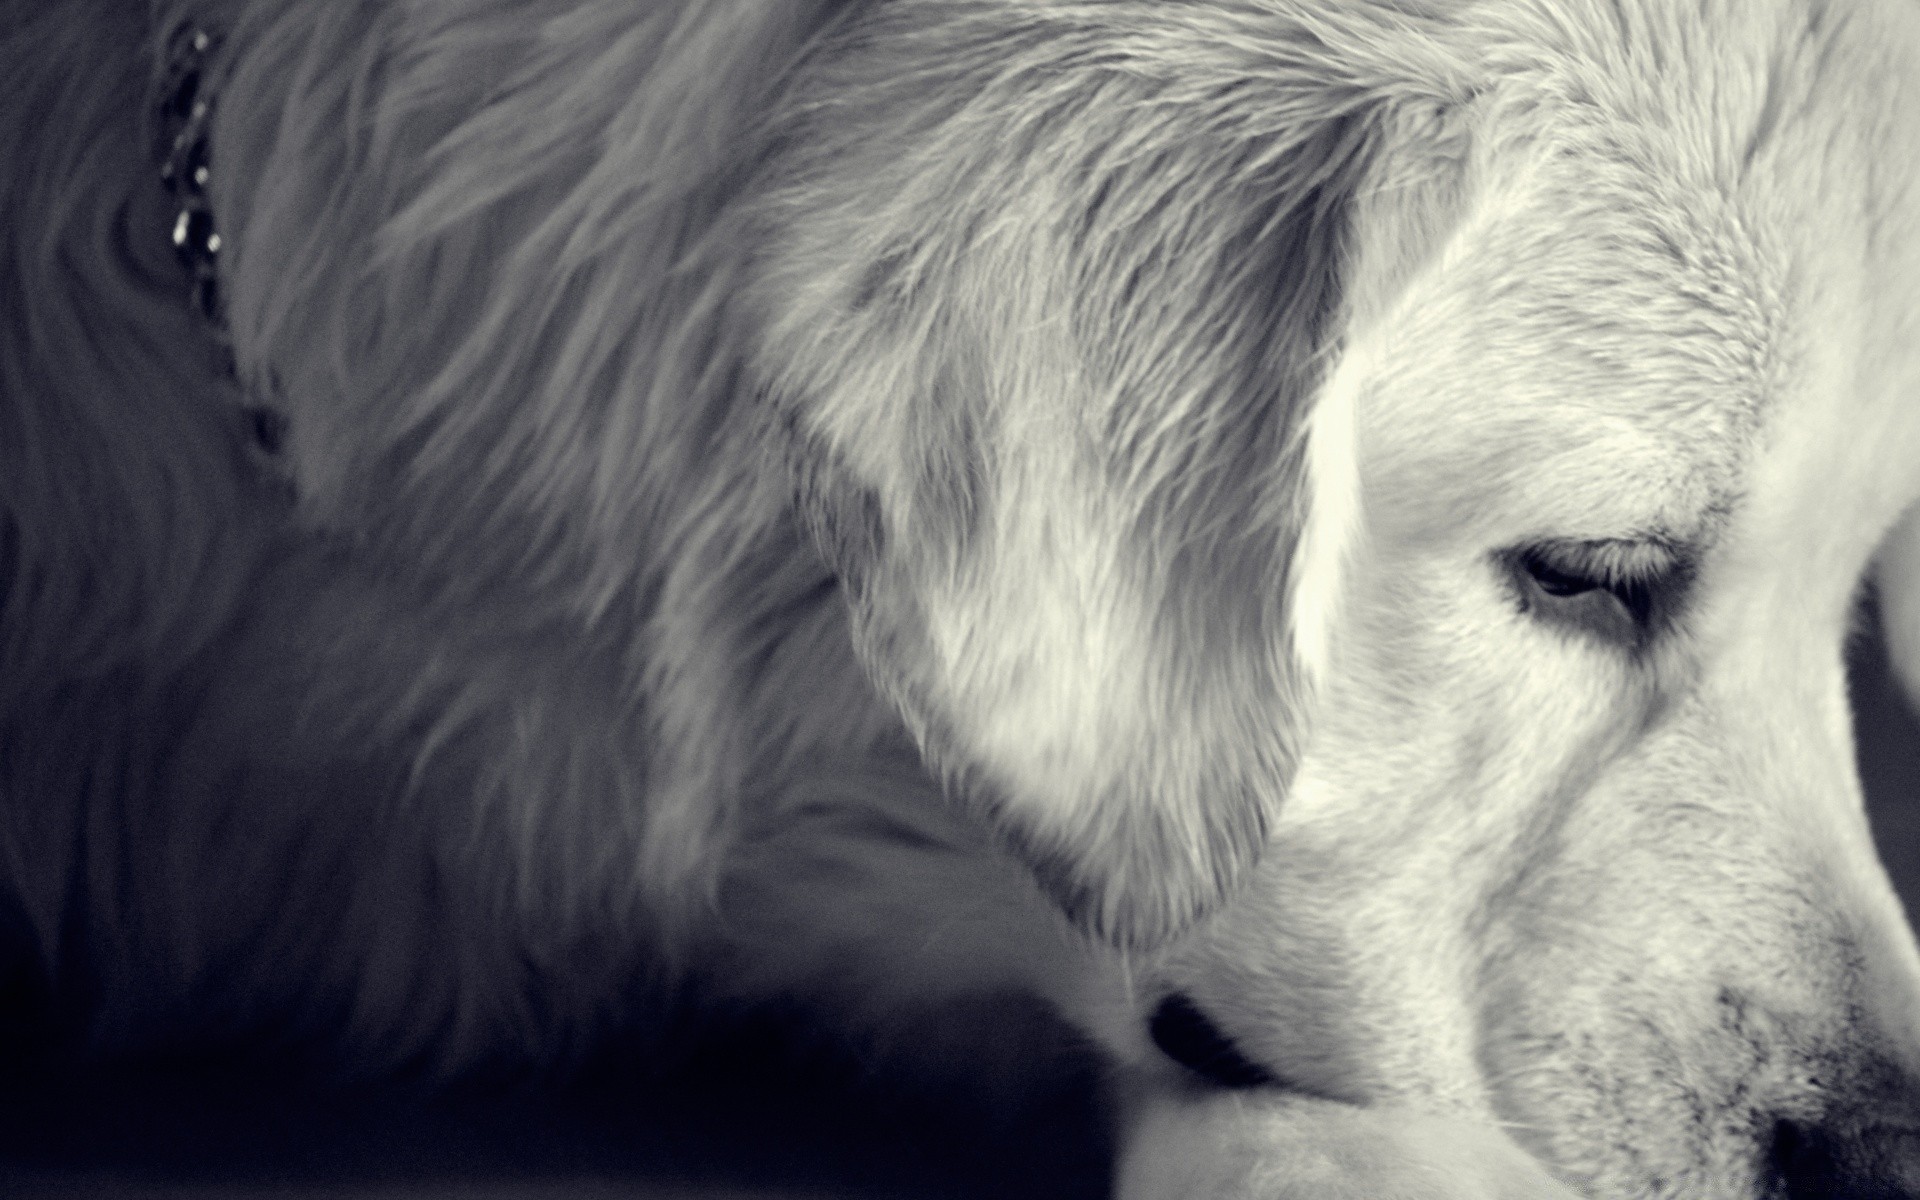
{"left": 1508, "top": 539, "right": 1680, "bottom": 645}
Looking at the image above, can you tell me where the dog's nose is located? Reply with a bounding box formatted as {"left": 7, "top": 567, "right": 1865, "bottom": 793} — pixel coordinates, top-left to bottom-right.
{"left": 1772, "top": 1116, "right": 1920, "bottom": 1198}
{"left": 1147, "top": 993, "right": 1274, "bottom": 1088}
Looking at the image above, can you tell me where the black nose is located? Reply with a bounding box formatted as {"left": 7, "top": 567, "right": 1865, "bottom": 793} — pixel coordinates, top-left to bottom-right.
{"left": 1147, "top": 993, "right": 1274, "bottom": 1089}
{"left": 1773, "top": 1118, "right": 1920, "bottom": 1199}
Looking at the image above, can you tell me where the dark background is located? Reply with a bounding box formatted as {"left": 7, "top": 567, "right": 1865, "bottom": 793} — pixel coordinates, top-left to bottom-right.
{"left": 1857, "top": 616, "right": 1920, "bottom": 913}
{"left": 0, "top": 621, "right": 1914, "bottom": 1200}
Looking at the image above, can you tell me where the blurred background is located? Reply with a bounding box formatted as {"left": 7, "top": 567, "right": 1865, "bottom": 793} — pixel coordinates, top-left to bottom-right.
{"left": 0, "top": 615, "right": 1913, "bottom": 1200}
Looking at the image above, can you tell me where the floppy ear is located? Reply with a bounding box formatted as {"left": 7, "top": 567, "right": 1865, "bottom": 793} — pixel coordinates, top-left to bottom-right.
{"left": 1880, "top": 502, "right": 1920, "bottom": 715}
{"left": 743, "top": 3, "right": 1463, "bottom": 946}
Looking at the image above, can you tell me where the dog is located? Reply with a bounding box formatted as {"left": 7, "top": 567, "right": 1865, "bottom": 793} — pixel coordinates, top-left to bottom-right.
{"left": 5, "top": 0, "right": 1920, "bottom": 1195}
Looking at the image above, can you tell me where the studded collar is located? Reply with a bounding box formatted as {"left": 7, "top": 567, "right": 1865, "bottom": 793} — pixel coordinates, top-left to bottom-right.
{"left": 156, "top": 19, "right": 289, "bottom": 460}
{"left": 158, "top": 21, "right": 224, "bottom": 328}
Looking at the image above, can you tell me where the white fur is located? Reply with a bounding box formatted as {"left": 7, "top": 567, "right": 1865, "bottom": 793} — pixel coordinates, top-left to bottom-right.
{"left": 1119, "top": 1090, "right": 1581, "bottom": 1200}
{"left": 7, "top": 1, "right": 1920, "bottom": 1197}
{"left": 1286, "top": 337, "right": 1370, "bottom": 693}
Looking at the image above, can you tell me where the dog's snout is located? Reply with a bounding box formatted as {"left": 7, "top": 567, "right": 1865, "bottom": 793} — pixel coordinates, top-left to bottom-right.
{"left": 1772, "top": 1117, "right": 1920, "bottom": 1199}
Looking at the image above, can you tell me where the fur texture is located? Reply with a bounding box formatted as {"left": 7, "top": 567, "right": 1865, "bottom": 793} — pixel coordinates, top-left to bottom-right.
{"left": 7, "top": 0, "right": 1920, "bottom": 1196}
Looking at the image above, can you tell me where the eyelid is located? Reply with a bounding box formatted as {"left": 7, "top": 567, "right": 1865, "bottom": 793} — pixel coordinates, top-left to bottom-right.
{"left": 1508, "top": 535, "right": 1693, "bottom": 646}
{"left": 1532, "top": 537, "right": 1679, "bottom": 585}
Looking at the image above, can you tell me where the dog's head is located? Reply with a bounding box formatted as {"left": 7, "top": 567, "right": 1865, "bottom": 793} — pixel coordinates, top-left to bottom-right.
{"left": 746, "top": 0, "right": 1920, "bottom": 1192}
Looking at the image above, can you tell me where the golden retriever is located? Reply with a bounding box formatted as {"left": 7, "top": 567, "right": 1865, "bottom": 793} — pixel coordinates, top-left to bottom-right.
{"left": 5, "top": 0, "right": 1920, "bottom": 1195}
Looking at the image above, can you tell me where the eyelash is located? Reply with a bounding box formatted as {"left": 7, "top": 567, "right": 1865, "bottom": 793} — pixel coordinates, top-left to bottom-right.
{"left": 1511, "top": 543, "right": 1670, "bottom": 642}
{"left": 1519, "top": 547, "right": 1656, "bottom": 625}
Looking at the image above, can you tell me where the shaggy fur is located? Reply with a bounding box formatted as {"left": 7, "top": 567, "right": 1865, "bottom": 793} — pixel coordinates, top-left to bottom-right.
{"left": 7, "top": 0, "right": 1920, "bottom": 1196}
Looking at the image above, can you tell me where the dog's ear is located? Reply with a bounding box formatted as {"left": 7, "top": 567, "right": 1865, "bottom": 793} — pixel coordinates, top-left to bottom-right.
{"left": 743, "top": 3, "right": 1464, "bottom": 947}
{"left": 1879, "top": 503, "right": 1920, "bottom": 715}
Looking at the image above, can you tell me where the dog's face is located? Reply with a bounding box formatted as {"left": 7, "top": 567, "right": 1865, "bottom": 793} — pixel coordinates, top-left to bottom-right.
{"left": 747, "top": 0, "right": 1920, "bottom": 1192}
{"left": 1167, "top": 83, "right": 1920, "bottom": 1192}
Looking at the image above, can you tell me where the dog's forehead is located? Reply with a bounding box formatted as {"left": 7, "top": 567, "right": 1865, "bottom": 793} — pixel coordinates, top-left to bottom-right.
{"left": 1351, "top": 169, "right": 1771, "bottom": 550}
{"left": 1351, "top": 0, "right": 1920, "bottom": 556}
